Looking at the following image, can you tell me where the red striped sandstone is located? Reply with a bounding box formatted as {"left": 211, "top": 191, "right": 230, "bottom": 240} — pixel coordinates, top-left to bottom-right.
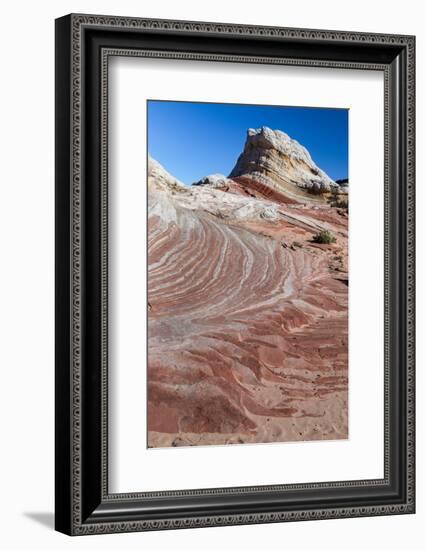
{"left": 147, "top": 129, "right": 348, "bottom": 448}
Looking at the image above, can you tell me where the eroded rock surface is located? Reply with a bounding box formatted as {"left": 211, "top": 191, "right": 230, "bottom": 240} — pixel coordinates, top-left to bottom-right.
{"left": 147, "top": 129, "right": 348, "bottom": 448}
{"left": 230, "top": 127, "right": 339, "bottom": 199}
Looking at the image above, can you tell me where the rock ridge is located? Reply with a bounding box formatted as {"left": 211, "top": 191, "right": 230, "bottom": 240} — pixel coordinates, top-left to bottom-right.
{"left": 229, "top": 126, "right": 339, "bottom": 199}
{"left": 147, "top": 151, "right": 348, "bottom": 448}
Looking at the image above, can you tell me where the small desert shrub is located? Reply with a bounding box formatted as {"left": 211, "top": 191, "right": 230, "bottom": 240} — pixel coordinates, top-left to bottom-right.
{"left": 312, "top": 230, "right": 336, "bottom": 244}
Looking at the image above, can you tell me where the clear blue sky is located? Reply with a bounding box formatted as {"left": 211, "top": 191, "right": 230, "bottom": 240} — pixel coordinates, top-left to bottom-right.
{"left": 147, "top": 100, "right": 348, "bottom": 185}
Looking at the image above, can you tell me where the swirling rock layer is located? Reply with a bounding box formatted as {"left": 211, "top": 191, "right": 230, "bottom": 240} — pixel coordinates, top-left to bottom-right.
{"left": 147, "top": 148, "right": 348, "bottom": 448}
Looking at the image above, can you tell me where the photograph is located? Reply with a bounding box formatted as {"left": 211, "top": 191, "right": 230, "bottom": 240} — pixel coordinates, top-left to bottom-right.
{"left": 147, "top": 101, "right": 349, "bottom": 448}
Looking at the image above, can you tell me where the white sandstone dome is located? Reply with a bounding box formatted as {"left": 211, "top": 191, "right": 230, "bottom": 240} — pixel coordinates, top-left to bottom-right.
{"left": 230, "top": 126, "right": 338, "bottom": 195}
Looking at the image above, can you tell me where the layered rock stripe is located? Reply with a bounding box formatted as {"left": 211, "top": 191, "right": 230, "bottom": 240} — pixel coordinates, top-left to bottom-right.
{"left": 147, "top": 127, "right": 348, "bottom": 448}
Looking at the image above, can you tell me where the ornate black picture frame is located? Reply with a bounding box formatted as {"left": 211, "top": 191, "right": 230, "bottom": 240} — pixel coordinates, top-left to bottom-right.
{"left": 55, "top": 13, "right": 415, "bottom": 535}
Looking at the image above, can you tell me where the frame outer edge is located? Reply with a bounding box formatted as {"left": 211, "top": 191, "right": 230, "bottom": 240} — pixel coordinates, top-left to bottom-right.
{"left": 70, "top": 12, "right": 84, "bottom": 536}
{"left": 55, "top": 14, "right": 73, "bottom": 536}
{"left": 60, "top": 13, "right": 416, "bottom": 535}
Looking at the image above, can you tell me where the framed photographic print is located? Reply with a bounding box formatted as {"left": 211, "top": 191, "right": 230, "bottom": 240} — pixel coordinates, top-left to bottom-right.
{"left": 55, "top": 14, "right": 415, "bottom": 535}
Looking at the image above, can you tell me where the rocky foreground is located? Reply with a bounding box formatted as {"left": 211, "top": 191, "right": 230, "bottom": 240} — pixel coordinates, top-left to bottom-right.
{"left": 147, "top": 127, "right": 348, "bottom": 448}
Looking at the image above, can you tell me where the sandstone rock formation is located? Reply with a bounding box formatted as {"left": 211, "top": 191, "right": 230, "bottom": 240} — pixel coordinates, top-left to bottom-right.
{"left": 147, "top": 129, "right": 348, "bottom": 448}
{"left": 148, "top": 154, "right": 186, "bottom": 193}
{"left": 192, "top": 173, "right": 234, "bottom": 189}
{"left": 335, "top": 178, "right": 349, "bottom": 195}
{"left": 230, "top": 127, "right": 339, "bottom": 200}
